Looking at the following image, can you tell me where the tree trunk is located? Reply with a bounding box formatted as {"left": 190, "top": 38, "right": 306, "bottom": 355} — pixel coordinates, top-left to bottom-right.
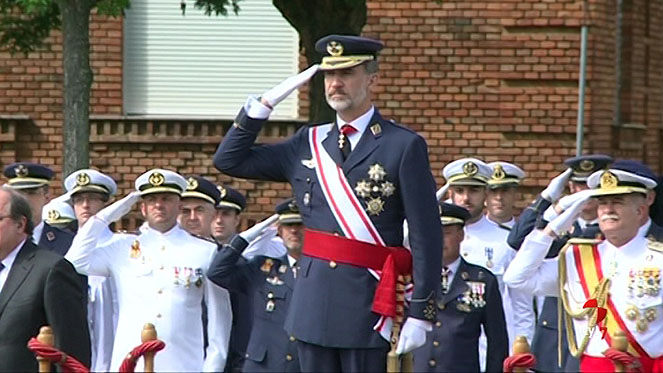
{"left": 273, "top": 0, "right": 367, "bottom": 123}
{"left": 56, "top": 0, "right": 94, "bottom": 178}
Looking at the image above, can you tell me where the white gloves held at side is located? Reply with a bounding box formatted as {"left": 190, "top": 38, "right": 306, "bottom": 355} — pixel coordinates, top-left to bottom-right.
{"left": 395, "top": 317, "right": 432, "bottom": 355}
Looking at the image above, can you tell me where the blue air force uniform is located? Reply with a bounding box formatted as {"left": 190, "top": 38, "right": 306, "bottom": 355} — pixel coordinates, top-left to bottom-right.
{"left": 214, "top": 35, "right": 442, "bottom": 370}
{"left": 413, "top": 203, "right": 508, "bottom": 372}
{"left": 3, "top": 162, "right": 74, "bottom": 255}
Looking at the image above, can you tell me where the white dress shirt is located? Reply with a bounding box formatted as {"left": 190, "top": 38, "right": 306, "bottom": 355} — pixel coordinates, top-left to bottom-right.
{"left": 335, "top": 106, "right": 375, "bottom": 151}
{"left": 32, "top": 222, "right": 44, "bottom": 244}
{"left": 0, "top": 238, "right": 25, "bottom": 293}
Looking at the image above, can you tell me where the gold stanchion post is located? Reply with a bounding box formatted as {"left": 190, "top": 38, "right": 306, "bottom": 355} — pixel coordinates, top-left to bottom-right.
{"left": 512, "top": 335, "right": 531, "bottom": 373}
{"left": 611, "top": 330, "right": 628, "bottom": 373}
{"left": 141, "top": 323, "right": 158, "bottom": 373}
{"left": 36, "top": 326, "right": 54, "bottom": 373}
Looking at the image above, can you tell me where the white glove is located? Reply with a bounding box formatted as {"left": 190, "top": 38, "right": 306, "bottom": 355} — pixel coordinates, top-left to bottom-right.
{"left": 96, "top": 191, "right": 141, "bottom": 224}
{"left": 50, "top": 191, "right": 73, "bottom": 204}
{"left": 543, "top": 189, "right": 595, "bottom": 222}
{"left": 239, "top": 214, "right": 279, "bottom": 243}
{"left": 395, "top": 318, "right": 432, "bottom": 354}
{"left": 547, "top": 192, "right": 592, "bottom": 237}
{"left": 540, "top": 168, "right": 573, "bottom": 203}
{"left": 435, "top": 184, "right": 449, "bottom": 202}
{"left": 262, "top": 64, "right": 320, "bottom": 108}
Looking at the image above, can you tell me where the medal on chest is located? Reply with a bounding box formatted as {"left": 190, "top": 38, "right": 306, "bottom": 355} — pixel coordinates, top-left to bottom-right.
{"left": 354, "top": 163, "right": 396, "bottom": 216}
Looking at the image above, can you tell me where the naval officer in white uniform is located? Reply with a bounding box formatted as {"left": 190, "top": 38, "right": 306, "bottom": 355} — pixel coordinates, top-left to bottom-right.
{"left": 65, "top": 168, "right": 232, "bottom": 372}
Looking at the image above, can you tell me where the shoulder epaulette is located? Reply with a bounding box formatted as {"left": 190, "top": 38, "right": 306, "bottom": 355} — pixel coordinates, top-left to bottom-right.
{"left": 566, "top": 237, "right": 602, "bottom": 245}
{"left": 189, "top": 233, "right": 217, "bottom": 244}
{"left": 497, "top": 223, "right": 512, "bottom": 232}
{"left": 647, "top": 235, "right": 663, "bottom": 253}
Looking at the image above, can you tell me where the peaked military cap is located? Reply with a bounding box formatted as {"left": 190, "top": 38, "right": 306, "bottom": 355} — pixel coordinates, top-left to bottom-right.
{"left": 216, "top": 185, "right": 246, "bottom": 212}
{"left": 65, "top": 169, "right": 117, "bottom": 198}
{"left": 182, "top": 176, "right": 221, "bottom": 205}
{"left": 487, "top": 161, "right": 525, "bottom": 189}
{"left": 276, "top": 197, "right": 302, "bottom": 224}
{"left": 563, "top": 154, "right": 612, "bottom": 182}
{"left": 439, "top": 202, "right": 471, "bottom": 226}
{"left": 442, "top": 158, "right": 492, "bottom": 186}
{"left": 3, "top": 162, "right": 54, "bottom": 190}
{"left": 315, "top": 34, "right": 384, "bottom": 71}
{"left": 42, "top": 198, "right": 76, "bottom": 225}
{"left": 588, "top": 160, "right": 657, "bottom": 197}
{"left": 135, "top": 169, "right": 186, "bottom": 196}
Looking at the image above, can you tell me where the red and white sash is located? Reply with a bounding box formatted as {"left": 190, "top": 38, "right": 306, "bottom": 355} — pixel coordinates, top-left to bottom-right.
{"left": 308, "top": 124, "right": 407, "bottom": 340}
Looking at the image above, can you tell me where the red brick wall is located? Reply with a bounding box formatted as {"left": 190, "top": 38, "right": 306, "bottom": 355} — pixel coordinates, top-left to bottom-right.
{"left": 1, "top": 1, "right": 662, "bottom": 222}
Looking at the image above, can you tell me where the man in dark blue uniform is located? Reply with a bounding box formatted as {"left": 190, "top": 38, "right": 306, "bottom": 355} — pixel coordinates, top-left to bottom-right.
{"left": 413, "top": 202, "right": 508, "bottom": 372}
{"left": 3, "top": 162, "right": 73, "bottom": 255}
{"left": 507, "top": 154, "right": 611, "bottom": 371}
{"left": 214, "top": 34, "right": 442, "bottom": 371}
{"left": 208, "top": 198, "right": 303, "bottom": 372}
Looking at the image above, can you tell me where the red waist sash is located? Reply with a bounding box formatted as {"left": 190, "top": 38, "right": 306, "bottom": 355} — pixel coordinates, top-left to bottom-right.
{"left": 302, "top": 229, "right": 412, "bottom": 318}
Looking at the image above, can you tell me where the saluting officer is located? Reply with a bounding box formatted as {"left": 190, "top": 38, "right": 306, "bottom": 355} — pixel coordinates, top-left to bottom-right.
{"left": 413, "top": 202, "right": 508, "bottom": 372}
{"left": 3, "top": 162, "right": 73, "bottom": 254}
{"left": 505, "top": 161, "right": 663, "bottom": 372}
{"left": 214, "top": 34, "right": 442, "bottom": 371}
{"left": 64, "top": 169, "right": 119, "bottom": 372}
{"left": 506, "top": 154, "right": 612, "bottom": 372}
{"left": 208, "top": 198, "right": 304, "bottom": 372}
{"left": 65, "top": 169, "right": 232, "bottom": 371}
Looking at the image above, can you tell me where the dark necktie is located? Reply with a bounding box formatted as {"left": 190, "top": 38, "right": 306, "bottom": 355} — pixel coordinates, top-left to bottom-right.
{"left": 441, "top": 266, "right": 450, "bottom": 294}
{"left": 339, "top": 124, "right": 357, "bottom": 161}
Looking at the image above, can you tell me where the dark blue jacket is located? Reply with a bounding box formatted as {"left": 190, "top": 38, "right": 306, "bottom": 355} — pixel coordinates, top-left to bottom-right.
{"left": 214, "top": 108, "right": 442, "bottom": 348}
{"left": 38, "top": 222, "right": 74, "bottom": 256}
{"left": 412, "top": 259, "right": 508, "bottom": 372}
{"left": 208, "top": 246, "right": 300, "bottom": 373}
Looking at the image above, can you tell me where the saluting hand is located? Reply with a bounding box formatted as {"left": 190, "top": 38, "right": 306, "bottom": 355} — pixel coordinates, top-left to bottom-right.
{"left": 261, "top": 64, "right": 320, "bottom": 109}
{"left": 541, "top": 168, "right": 573, "bottom": 203}
{"left": 96, "top": 191, "right": 141, "bottom": 224}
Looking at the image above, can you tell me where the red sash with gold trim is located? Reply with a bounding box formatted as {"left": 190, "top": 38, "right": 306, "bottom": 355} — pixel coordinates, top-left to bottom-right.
{"left": 571, "top": 243, "right": 651, "bottom": 358}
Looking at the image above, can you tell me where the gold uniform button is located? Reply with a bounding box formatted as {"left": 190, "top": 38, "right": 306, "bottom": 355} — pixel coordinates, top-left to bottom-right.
{"left": 286, "top": 354, "right": 293, "bottom": 361}
{"left": 289, "top": 335, "right": 296, "bottom": 342}
{"left": 542, "top": 320, "right": 548, "bottom": 326}
{"left": 429, "top": 359, "right": 436, "bottom": 367}
{"left": 433, "top": 340, "right": 440, "bottom": 347}
{"left": 329, "top": 261, "right": 337, "bottom": 269}
{"left": 156, "top": 313, "right": 162, "bottom": 319}
{"left": 267, "top": 292, "right": 274, "bottom": 299}
{"left": 435, "top": 321, "right": 442, "bottom": 328}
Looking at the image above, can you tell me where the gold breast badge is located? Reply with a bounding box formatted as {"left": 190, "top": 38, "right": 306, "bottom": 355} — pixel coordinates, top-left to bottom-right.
{"left": 130, "top": 240, "right": 141, "bottom": 258}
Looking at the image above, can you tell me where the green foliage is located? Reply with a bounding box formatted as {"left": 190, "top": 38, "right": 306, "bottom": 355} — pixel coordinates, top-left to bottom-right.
{"left": 96, "top": 0, "right": 130, "bottom": 17}
{"left": 0, "top": 0, "right": 60, "bottom": 53}
{"left": 194, "top": 0, "right": 241, "bottom": 16}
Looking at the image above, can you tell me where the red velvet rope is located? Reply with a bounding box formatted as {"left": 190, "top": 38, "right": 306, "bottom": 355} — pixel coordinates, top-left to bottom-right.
{"left": 27, "top": 338, "right": 89, "bottom": 373}
{"left": 503, "top": 353, "right": 537, "bottom": 373}
{"left": 603, "top": 348, "right": 642, "bottom": 373}
{"left": 118, "top": 339, "right": 166, "bottom": 373}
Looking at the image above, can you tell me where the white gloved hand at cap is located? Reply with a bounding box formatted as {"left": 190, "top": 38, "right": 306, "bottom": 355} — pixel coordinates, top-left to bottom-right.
{"left": 546, "top": 192, "right": 593, "bottom": 237}
{"left": 395, "top": 317, "right": 432, "bottom": 355}
{"left": 262, "top": 64, "right": 320, "bottom": 108}
{"left": 541, "top": 168, "right": 573, "bottom": 203}
{"left": 239, "top": 214, "right": 279, "bottom": 243}
{"left": 96, "top": 191, "right": 141, "bottom": 224}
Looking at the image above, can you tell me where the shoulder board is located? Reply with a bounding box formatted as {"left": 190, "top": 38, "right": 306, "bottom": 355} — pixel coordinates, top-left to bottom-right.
{"left": 497, "top": 223, "right": 512, "bottom": 232}
{"left": 189, "top": 233, "right": 217, "bottom": 244}
{"left": 566, "top": 237, "right": 602, "bottom": 245}
{"left": 647, "top": 235, "right": 663, "bottom": 253}
{"left": 115, "top": 230, "right": 138, "bottom": 235}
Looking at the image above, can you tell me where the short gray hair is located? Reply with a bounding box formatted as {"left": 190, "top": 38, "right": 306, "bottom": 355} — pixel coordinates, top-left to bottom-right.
{"left": 1, "top": 186, "right": 34, "bottom": 235}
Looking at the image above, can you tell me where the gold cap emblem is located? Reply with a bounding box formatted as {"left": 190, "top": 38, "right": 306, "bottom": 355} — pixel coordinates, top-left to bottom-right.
{"left": 492, "top": 164, "right": 505, "bottom": 180}
{"left": 463, "top": 161, "right": 478, "bottom": 177}
{"left": 217, "top": 186, "right": 227, "bottom": 199}
{"left": 288, "top": 199, "right": 299, "bottom": 213}
{"left": 327, "top": 41, "right": 344, "bottom": 57}
{"left": 76, "top": 172, "right": 90, "bottom": 186}
{"left": 600, "top": 171, "right": 618, "bottom": 189}
{"left": 148, "top": 172, "right": 165, "bottom": 187}
{"left": 47, "top": 210, "right": 60, "bottom": 221}
{"left": 186, "top": 177, "right": 198, "bottom": 191}
{"left": 14, "top": 164, "right": 28, "bottom": 178}
{"left": 579, "top": 160, "right": 595, "bottom": 172}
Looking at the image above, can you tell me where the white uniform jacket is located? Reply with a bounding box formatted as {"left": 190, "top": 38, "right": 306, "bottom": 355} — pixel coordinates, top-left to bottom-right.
{"left": 504, "top": 229, "right": 663, "bottom": 358}
{"left": 66, "top": 217, "right": 232, "bottom": 372}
